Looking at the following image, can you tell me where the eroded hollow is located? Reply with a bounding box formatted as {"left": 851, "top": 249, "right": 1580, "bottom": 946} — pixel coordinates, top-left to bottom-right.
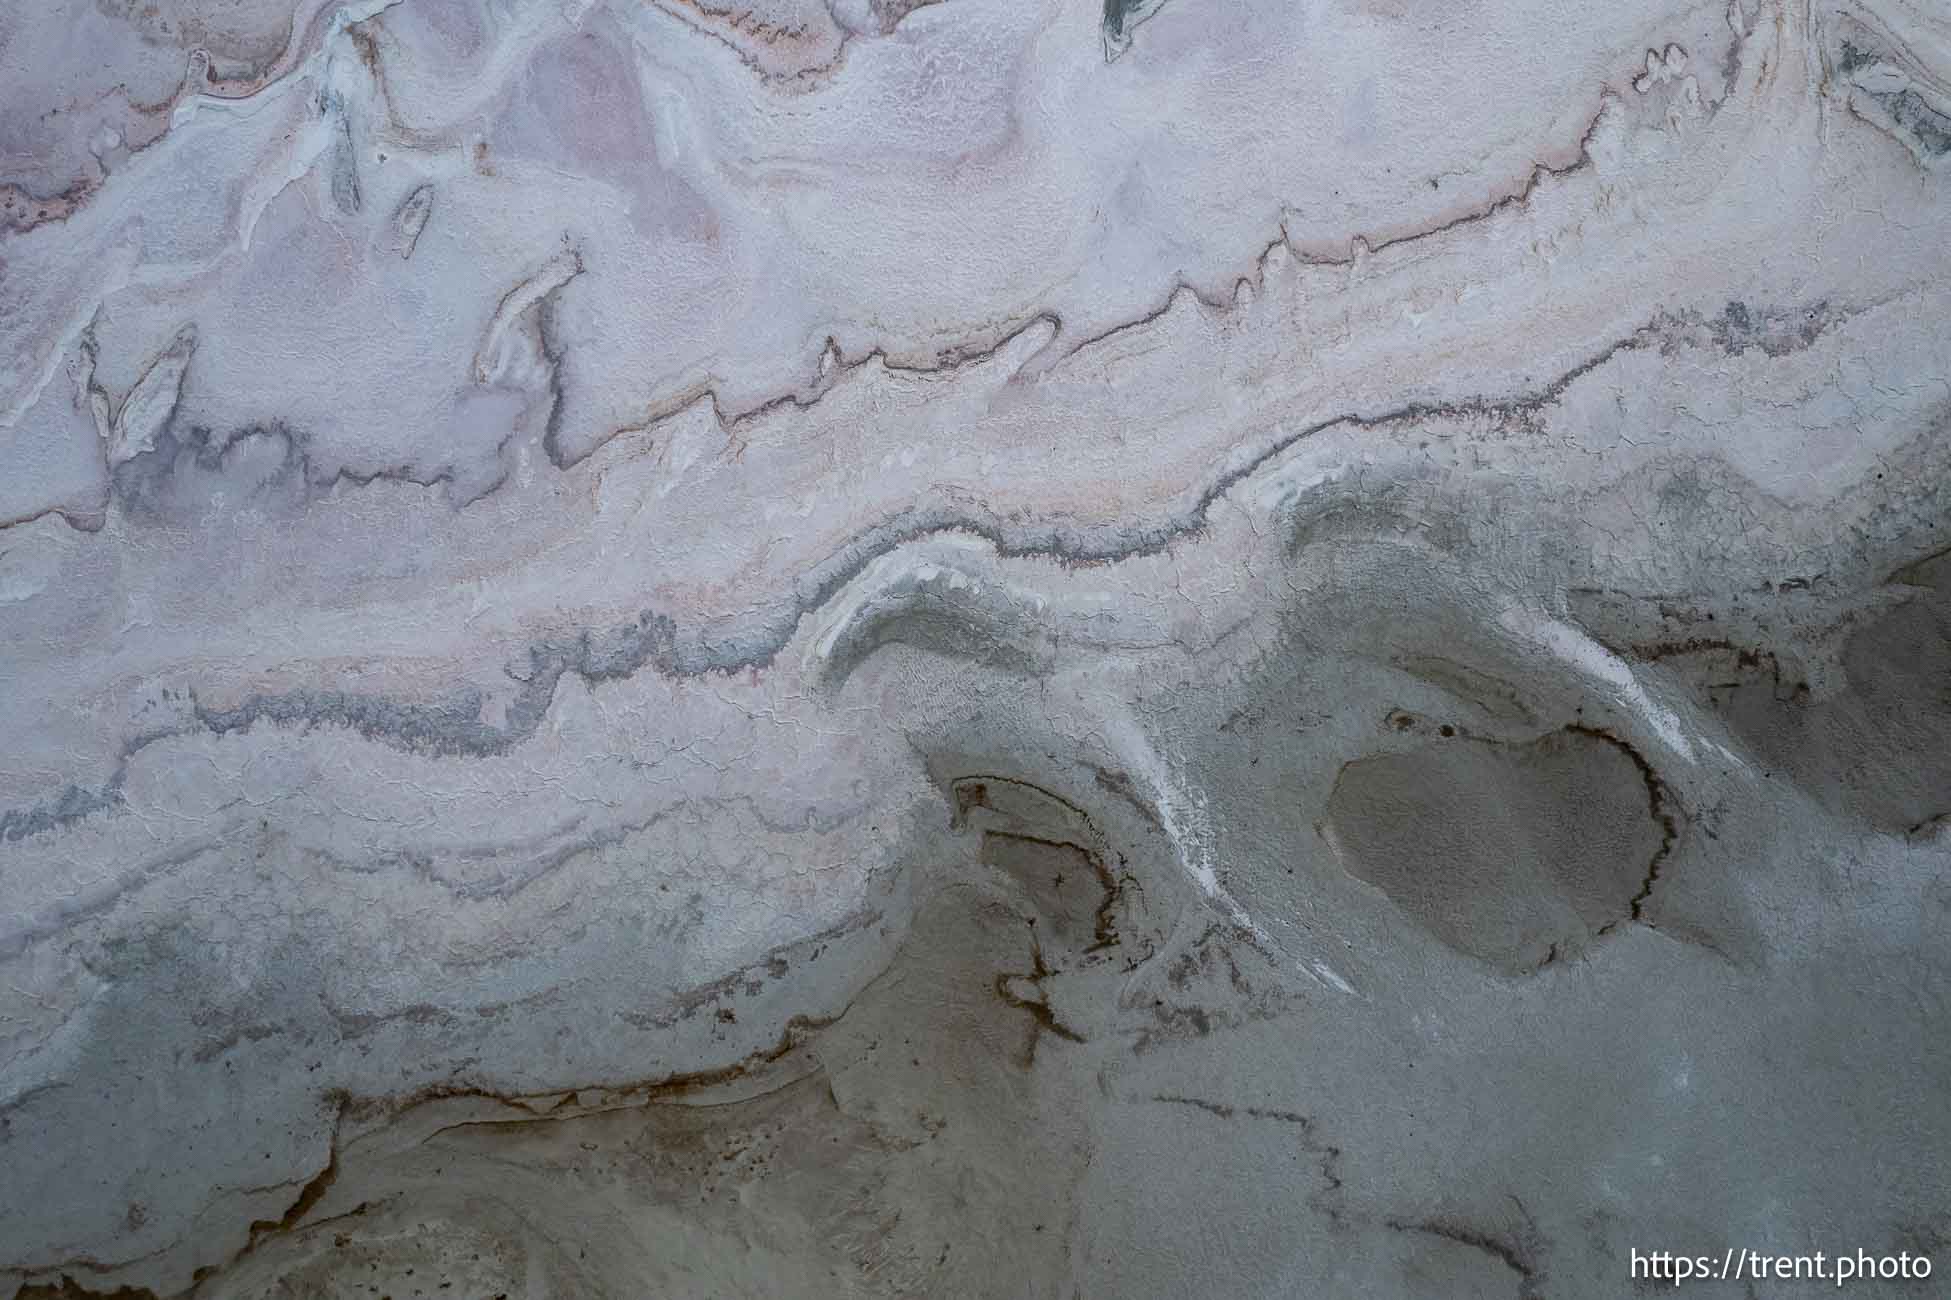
{"left": 1716, "top": 568, "right": 1951, "bottom": 838}
{"left": 1321, "top": 727, "right": 1668, "bottom": 974}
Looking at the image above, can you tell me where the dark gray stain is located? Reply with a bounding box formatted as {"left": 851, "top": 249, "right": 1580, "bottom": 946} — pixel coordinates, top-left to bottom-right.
{"left": 192, "top": 608, "right": 682, "bottom": 759}
{"left": 1837, "top": 40, "right": 1951, "bottom": 160}
{"left": 1100, "top": 0, "right": 1168, "bottom": 58}
{"left": 1874, "top": 85, "right": 1951, "bottom": 156}
{"left": 1709, "top": 299, "right": 1836, "bottom": 358}
{"left": 1102, "top": 0, "right": 1144, "bottom": 41}
{"left": 107, "top": 415, "right": 520, "bottom": 523}
{"left": 0, "top": 783, "right": 125, "bottom": 844}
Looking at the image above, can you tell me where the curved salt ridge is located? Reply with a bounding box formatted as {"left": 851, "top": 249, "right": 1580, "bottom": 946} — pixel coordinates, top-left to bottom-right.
{"left": 1502, "top": 609, "right": 1701, "bottom": 763}
{"left": 803, "top": 544, "right": 1047, "bottom": 678}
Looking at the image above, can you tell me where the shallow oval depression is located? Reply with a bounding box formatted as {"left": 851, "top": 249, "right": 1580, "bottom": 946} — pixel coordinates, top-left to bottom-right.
{"left": 1321, "top": 726, "right": 1669, "bottom": 974}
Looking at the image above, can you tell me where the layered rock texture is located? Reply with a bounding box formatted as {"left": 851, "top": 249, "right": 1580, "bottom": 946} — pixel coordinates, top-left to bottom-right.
{"left": 2, "top": 0, "right": 1949, "bottom": 1294}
